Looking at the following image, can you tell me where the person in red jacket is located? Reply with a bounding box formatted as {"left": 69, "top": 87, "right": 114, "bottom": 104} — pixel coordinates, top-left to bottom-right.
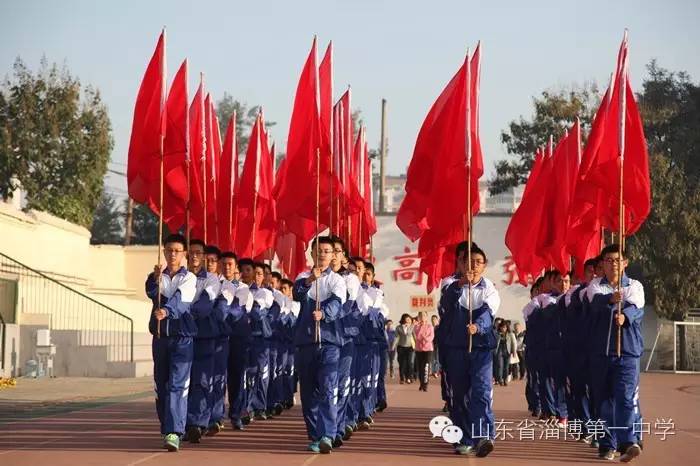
{"left": 413, "top": 311, "right": 435, "bottom": 391}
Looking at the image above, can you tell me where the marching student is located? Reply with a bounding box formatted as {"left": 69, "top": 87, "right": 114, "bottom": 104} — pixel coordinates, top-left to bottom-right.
{"left": 587, "top": 244, "right": 645, "bottom": 462}
{"left": 330, "top": 237, "right": 361, "bottom": 448}
{"left": 183, "top": 240, "right": 222, "bottom": 443}
{"left": 279, "top": 278, "right": 299, "bottom": 410}
{"left": 360, "top": 262, "right": 389, "bottom": 426}
{"left": 293, "top": 236, "right": 347, "bottom": 454}
{"left": 208, "top": 252, "right": 238, "bottom": 434}
{"left": 146, "top": 233, "right": 197, "bottom": 452}
{"left": 541, "top": 269, "right": 571, "bottom": 428}
{"left": 440, "top": 242, "right": 499, "bottom": 457}
{"left": 246, "top": 261, "right": 274, "bottom": 420}
{"left": 526, "top": 271, "right": 558, "bottom": 421}
{"left": 563, "top": 257, "right": 598, "bottom": 443}
{"left": 222, "top": 257, "right": 254, "bottom": 430}
{"left": 204, "top": 245, "right": 221, "bottom": 275}
{"left": 522, "top": 276, "right": 544, "bottom": 418}
{"left": 347, "top": 257, "right": 370, "bottom": 432}
{"left": 267, "top": 276, "right": 287, "bottom": 417}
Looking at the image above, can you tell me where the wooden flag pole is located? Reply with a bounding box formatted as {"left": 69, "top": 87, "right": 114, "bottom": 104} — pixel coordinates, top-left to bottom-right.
{"left": 315, "top": 148, "right": 322, "bottom": 347}
{"left": 465, "top": 48, "right": 473, "bottom": 353}
{"left": 200, "top": 73, "right": 208, "bottom": 244}
{"left": 616, "top": 35, "right": 628, "bottom": 358}
{"left": 252, "top": 191, "right": 258, "bottom": 258}
{"left": 156, "top": 28, "right": 167, "bottom": 339}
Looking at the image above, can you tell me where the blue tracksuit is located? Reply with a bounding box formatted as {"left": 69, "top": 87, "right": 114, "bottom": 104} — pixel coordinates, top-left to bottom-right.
{"left": 218, "top": 281, "right": 251, "bottom": 423}
{"left": 293, "top": 268, "right": 346, "bottom": 442}
{"left": 527, "top": 295, "right": 557, "bottom": 417}
{"left": 247, "top": 285, "right": 273, "bottom": 414}
{"left": 283, "top": 305, "right": 299, "bottom": 404}
{"left": 587, "top": 275, "right": 645, "bottom": 451}
{"left": 542, "top": 294, "right": 568, "bottom": 419}
{"left": 522, "top": 300, "right": 541, "bottom": 415}
{"left": 186, "top": 270, "right": 220, "bottom": 429}
{"left": 437, "top": 275, "right": 459, "bottom": 408}
{"left": 347, "top": 292, "right": 368, "bottom": 426}
{"left": 440, "top": 277, "right": 499, "bottom": 447}
{"left": 335, "top": 272, "right": 360, "bottom": 437}
{"left": 362, "top": 285, "right": 387, "bottom": 416}
{"left": 563, "top": 283, "right": 593, "bottom": 431}
{"left": 146, "top": 267, "right": 197, "bottom": 436}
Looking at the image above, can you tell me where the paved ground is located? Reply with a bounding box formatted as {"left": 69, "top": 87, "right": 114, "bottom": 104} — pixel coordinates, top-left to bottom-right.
{"left": 0, "top": 372, "right": 697, "bottom": 465}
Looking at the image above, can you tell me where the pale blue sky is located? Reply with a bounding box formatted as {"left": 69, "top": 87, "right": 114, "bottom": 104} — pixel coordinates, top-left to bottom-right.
{"left": 2, "top": 0, "right": 699, "bottom": 200}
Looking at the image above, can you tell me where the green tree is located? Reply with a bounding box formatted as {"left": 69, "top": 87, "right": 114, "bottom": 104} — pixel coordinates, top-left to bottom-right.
{"left": 215, "top": 93, "right": 276, "bottom": 156}
{"left": 0, "top": 57, "right": 113, "bottom": 226}
{"left": 126, "top": 199, "right": 170, "bottom": 245}
{"left": 490, "top": 83, "right": 599, "bottom": 194}
{"left": 627, "top": 62, "right": 700, "bottom": 327}
{"left": 90, "top": 191, "right": 123, "bottom": 244}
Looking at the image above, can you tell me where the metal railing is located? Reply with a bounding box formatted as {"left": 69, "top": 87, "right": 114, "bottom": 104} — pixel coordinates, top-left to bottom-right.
{"left": 0, "top": 252, "right": 133, "bottom": 362}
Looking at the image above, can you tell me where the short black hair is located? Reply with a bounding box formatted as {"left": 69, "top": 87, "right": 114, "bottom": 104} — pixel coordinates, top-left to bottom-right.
{"left": 280, "top": 278, "right": 294, "bottom": 288}
{"left": 349, "top": 256, "right": 365, "bottom": 265}
{"left": 238, "top": 258, "right": 254, "bottom": 269}
{"left": 330, "top": 235, "right": 349, "bottom": 257}
{"left": 601, "top": 243, "right": 625, "bottom": 258}
{"left": 204, "top": 245, "right": 221, "bottom": 258}
{"left": 253, "top": 262, "right": 266, "bottom": 271}
{"left": 364, "top": 262, "right": 375, "bottom": 274}
{"left": 221, "top": 251, "right": 238, "bottom": 261}
{"left": 455, "top": 241, "right": 485, "bottom": 261}
{"left": 164, "top": 233, "right": 187, "bottom": 250}
{"left": 311, "top": 236, "right": 335, "bottom": 249}
{"left": 263, "top": 263, "right": 272, "bottom": 273}
{"left": 584, "top": 257, "right": 599, "bottom": 269}
{"left": 189, "top": 238, "right": 205, "bottom": 249}
{"left": 271, "top": 271, "right": 282, "bottom": 280}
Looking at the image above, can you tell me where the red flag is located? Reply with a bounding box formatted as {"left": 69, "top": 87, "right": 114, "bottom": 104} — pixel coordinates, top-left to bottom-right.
{"left": 538, "top": 123, "right": 582, "bottom": 273}
{"left": 505, "top": 145, "right": 551, "bottom": 284}
{"left": 127, "top": 31, "right": 166, "bottom": 205}
{"left": 235, "top": 114, "right": 276, "bottom": 257}
{"left": 150, "top": 59, "right": 189, "bottom": 232}
{"left": 188, "top": 78, "right": 207, "bottom": 240}
{"left": 204, "top": 94, "right": 219, "bottom": 245}
{"left": 397, "top": 45, "right": 484, "bottom": 291}
{"left": 275, "top": 228, "right": 308, "bottom": 279}
{"left": 579, "top": 33, "right": 650, "bottom": 236}
{"left": 273, "top": 38, "right": 327, "bottom": 242}
{"left": 217, "top": 115, "right": 238, "bottom": 252}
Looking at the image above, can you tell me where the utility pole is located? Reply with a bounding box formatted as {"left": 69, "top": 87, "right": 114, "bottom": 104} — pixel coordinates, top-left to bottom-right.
{"left": 379, "top": 98, "right": 388, "bottom": 213}
{"left": 124, "top": 198, "right": 134, "bottom": 245}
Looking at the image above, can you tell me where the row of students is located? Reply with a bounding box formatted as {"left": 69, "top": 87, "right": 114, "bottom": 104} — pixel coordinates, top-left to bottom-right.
{"left": 146, "top": 233, "right": 389, "bottom": 454}
{"left": 293, "top": 236, "right": 390, "bottom": 454}
{"left": 522, "top": 244, "right": 645, "bottom": 463}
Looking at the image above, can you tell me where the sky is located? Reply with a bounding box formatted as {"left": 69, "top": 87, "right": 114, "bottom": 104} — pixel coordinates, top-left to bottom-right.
{"left": 2, "top": 0, "right": 699, "bottom": 201}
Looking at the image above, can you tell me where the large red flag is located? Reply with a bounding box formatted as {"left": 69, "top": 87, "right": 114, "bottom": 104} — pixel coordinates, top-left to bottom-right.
{"left": 505, "top": 143, "right": 551, "bottom": 283}
{"left": 217, "top": 115, "right": 238, "bottom": 252}
{"left": 188, "top": 78, "right": 207, "bottom": 240}
{"left": 273, "top": 38, "right": 327, "bottom": 242}
{"left": 539, "top": 123, "right": 581, "bottom": 274}
{"left": 582, "top": 34, "right": 650, "bottom": 236}
{"left": 505, "top": 149, "right": 544, "bottom": 285}
{"left": 204, "top": 94, "right": 219, "bottom": 245}
{"left": 275, "top": 227, "right": 308, "bottom": 279}
{"left": 149, "top": 59, "right": 189, "bottom": 232}
{"left": 127, "top": 31, "right": 166, "bottom": 205}
{"left": 397, "top": 45, "right": 484, "bottom": 291}
{"left": 235, "top": 114, "right": 276, "bottom": 257}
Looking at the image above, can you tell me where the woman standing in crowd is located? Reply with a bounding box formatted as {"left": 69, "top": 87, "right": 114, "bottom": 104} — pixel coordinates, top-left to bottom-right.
{"left": 413, "top": 311, "right": 435, "bottom": 391}
{"left": 394, "top": 313, "right": 415, "bottom": 384}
